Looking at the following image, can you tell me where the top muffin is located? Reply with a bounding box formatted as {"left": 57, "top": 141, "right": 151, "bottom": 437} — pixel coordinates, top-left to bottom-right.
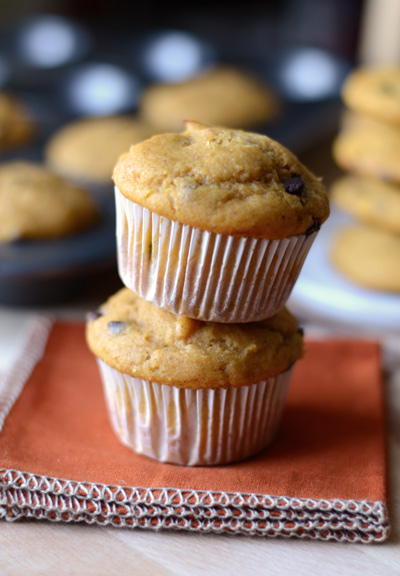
{"left": 113, "top": 121, "right": 329, "bottom": 239}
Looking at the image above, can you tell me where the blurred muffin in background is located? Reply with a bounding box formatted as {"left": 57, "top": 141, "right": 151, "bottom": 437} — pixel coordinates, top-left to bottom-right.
{"left": 45, "top": 116, "right": 154, "bottom": 186}
{"left": 139, "top": 66, "right": 280, "bottom": 132}
{"left": 330, "top": 65, "right": 400, "bottom": 292}
{"left": 0, "top": 161, "right": 98, "bottom": 243}
{"left": 0, "top": 93, "right": 34, "bottom": 150}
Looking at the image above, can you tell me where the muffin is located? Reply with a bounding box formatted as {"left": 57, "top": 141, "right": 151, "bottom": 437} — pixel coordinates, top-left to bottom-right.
{"left": 139, "top": 66, "right": 279, "bottom": 132}
{"left": 112, "top": 121, "right": 329, "bottom": 322}
{"left": 0, "top": 161, "right": 98, "bottom": 243}
{"left": 45, "top": 116, "right": 154, "bottom": 186}
{"left": 86, "top": 288, "right": 304, "bottom": 466}
{"left": 0, "top": 92, "right": 34, "bottom": 150}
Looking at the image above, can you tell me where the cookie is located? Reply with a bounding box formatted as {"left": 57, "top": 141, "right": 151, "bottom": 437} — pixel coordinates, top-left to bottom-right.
{"left": 330, "top": 175, "right": 400, "bottom": 235}
{"left": 332, "top": 114, "right": 400, "bottom": 183}
{"left": 342, "top": 66, "right": 400, "bottom": 127}
{"left": 45, "top": 116, "right": 154, "bottom": 185}
{"left": 0, "top": 161, "right": 98, "bottom": 243}
{"left": 0, "top": 93, "right": 34, "bottom": 150}
{"left": 139, "top": 66, "right": 279, "bottom": 132}
{"left": 114, "top": 120, "right": 328, "bottom": 239}
{"left": 331, "top": 224, "right": 400, "bottom": 292}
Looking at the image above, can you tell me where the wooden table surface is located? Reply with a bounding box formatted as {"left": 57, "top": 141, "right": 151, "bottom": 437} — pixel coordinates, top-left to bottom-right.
{"left": 0, "top": 268, "right": 399, "bottom": 576}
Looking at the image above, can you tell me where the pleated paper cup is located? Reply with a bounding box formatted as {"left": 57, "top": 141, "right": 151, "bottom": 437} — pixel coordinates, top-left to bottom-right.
{"left": 97, "top": 359, "right": 294, "bottom": 466}
{"left": 115, "top": 186, "right": 318, "bottom": 322}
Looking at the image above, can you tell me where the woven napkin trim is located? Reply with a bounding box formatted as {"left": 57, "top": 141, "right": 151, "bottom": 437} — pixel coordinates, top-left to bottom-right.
{"left": 0, "top": 316, "right": 390, "bottom": 543}
{"left": 0, "top": 469, "right": 389, "bottom": 542}
{"left": 0, "top": 315, "right": 53, "bottom": 434}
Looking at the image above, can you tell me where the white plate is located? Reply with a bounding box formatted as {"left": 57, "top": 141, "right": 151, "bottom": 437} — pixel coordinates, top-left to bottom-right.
{"left": 288, "top": 210, "right": 400, "bottom": 332}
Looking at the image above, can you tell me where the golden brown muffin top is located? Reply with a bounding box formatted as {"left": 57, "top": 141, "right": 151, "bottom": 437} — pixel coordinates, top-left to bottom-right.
{"left": 45, "top": 116, "right": 154, "bottom": 184}
{"left": 0, "top": 161, "right": 98, "bottom": 242}
{"left": 139, "top": 66, "right": 279, "bottom": 131}
{"left": 113, "top": 121, "right": 329, "bottom": 239}
{"left": 86, "top": 288, "right": 304, "bottom": 388}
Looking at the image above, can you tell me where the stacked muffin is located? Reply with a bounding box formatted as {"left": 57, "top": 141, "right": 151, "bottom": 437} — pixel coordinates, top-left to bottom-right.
{"left": 331, "top": 66, "right": 400, "bottom": 292}
{"left": 86, "top": 121, "right": 329, "bottom": 466}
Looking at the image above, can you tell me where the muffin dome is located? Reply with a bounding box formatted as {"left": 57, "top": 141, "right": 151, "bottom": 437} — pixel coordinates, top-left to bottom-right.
{"left": 0, "top": 161, "right": 98, "bottom": 242}
{"left": 113, "top": 121, "right": 329, "bottom": 239}
{"left": 86, "top": 288, "right": 304, "bottom": 388}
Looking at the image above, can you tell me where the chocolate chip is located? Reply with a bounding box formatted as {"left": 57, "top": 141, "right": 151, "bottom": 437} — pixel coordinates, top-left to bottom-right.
{"left": 86, "top": 310, "right": 103, "bottom": 321}
{"left": 297, "top": 327, "right": 305, "bottom": 337}
{"left": 305, "top": 218, "right": 320, "bottom": 237}
{"left": 283, "top": 174, "right": 305, "bottom": 195}
{"left": 108, "top": 321, "right": 125, "bottom": 334}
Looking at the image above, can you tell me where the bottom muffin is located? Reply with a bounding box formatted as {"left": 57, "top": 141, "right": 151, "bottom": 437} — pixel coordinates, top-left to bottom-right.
{"left": 86, "top": 288, "right": 304, "bottom": 466}
{"left": 0, "top": 161, "right": 98, "bottom": 243}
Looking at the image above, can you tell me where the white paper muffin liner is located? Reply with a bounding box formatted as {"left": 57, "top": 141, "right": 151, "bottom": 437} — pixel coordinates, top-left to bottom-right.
{"left": 97, "top": 359, "right": 294, "bottom": 466}
{"left": 115, "top": 187, "right": 318, "bottom": 322}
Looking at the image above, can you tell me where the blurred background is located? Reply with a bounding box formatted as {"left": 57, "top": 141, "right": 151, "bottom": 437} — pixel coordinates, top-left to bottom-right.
{"left": 0, "top": 0, "right": 363, "bottom": 57}
{"left": 0, "top": 0, "right": 367, "bottom": 187}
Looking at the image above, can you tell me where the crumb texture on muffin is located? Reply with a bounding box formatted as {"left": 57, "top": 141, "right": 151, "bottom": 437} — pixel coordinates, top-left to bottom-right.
{"left": 86, "top": 288, "right": 304, "bottom": 388}
{"left": 113, "top": 121, "right": 329, "bottom": 239}
{"left": 0, "top": 161, "right": 98, "bottom": 242}
{"left": 331, "top": 224, "right": 400, "bottom": 292}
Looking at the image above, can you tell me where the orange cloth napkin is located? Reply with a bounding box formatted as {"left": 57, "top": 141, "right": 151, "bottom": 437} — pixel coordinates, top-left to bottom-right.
{"left": 0, "top": 319, "right": 389, "bottom": 542}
